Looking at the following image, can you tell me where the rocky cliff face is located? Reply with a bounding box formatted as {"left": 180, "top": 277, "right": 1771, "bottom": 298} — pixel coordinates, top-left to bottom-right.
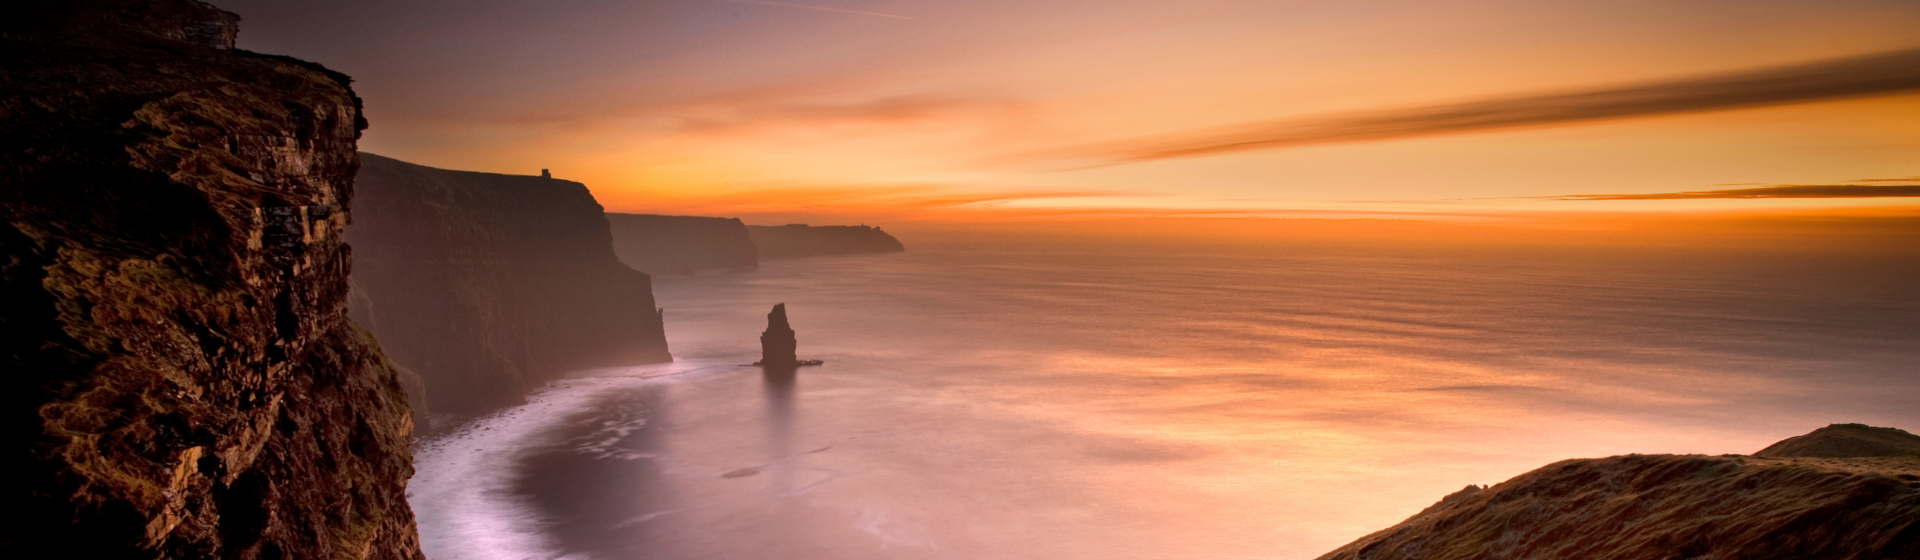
{"left": 0, "top": 2, "right": 420, "bottom": 558}
{"left": 747, "top": 224, "right": 905, "bottom": 259}
{"left": 347, "top": 154, "right": 672, "bottom": 424}
{"left": 605, "top": 213, "right": 758, "bottom": 276}
{"left": 1315, "top": 425, "right": 1920, "bottom": 560}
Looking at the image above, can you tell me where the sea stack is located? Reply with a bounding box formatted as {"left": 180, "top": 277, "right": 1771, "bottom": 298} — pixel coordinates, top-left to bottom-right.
{"left": 760, "top": 303, "right": 799, "bottom": 366}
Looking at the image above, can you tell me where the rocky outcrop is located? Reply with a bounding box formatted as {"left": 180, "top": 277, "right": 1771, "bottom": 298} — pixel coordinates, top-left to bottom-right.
{"left": 0, "top": 2, "right": 419, "bottom": 558}
{"left": 747, "top": 224, "right": 905, "bottom": 259}
{"left": 1756, "top": 423, "right": 1920, "bottom": 459}
{"left": 758, "top": 304, "right": 799, "bottom": 366}
{"left": 605, "top": 213, "right": 758, "bottom": 276}
{"left": 347, "top": 154, "right": 671, "bottom": 424}
{"left": 1315, "top": 425, "right": 1920, "bottom": 560}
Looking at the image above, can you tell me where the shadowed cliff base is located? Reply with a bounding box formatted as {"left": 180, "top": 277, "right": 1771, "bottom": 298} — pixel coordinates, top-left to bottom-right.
{"left": 348, "top": 154, "right": 671, "bottom": 428}
{"left": 1315, "top": 424, "right": 1920, "bottom": 560}
{"left": 0, "top": 1, "right": 419, "bottom": 558}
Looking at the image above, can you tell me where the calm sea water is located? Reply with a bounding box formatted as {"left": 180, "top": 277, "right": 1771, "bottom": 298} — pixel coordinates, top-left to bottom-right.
{"left": 409, "top": 237, "right": 1920, "bottom": 560}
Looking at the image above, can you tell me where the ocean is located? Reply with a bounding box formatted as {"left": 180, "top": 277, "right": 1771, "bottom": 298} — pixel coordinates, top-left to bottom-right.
{"left": 408, "top": 236, "right": 1920, "bottom": 560}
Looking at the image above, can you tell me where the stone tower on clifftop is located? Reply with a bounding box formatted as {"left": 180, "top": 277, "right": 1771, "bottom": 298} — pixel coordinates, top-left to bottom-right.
{"left": 760, "top": 303, "right": 798, "bottom": 366}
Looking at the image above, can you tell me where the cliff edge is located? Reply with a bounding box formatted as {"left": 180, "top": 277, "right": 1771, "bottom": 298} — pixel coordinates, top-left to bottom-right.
{"left": 348, "top": 154, "right": 672, "bottom": 424}
{"left": 1, "top": 2, "right": 420, "bottom": 558}
{"left": 747, "top": 223, "right": 905, "bottom": 259}
{"left": 606, "top": 213, "right": 758, "bottom": 276}
{"left": 1314, "top": 425, "right": 1920, "bottom": 560}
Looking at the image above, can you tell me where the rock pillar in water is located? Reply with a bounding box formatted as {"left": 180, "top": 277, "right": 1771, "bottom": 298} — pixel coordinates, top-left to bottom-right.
{"left": 761, "top": 303, "right": 798, "bottom": 366}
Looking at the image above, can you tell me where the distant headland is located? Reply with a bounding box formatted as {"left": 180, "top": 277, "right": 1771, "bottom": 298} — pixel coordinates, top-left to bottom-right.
{"left": 606, "top": 214, "right": 759, "bottom": 276}
{"left": 606, "top": 213, "right": 905, "bottom": 276}
{"left": 747, "top": 223, "right": 905, "bottom": 259}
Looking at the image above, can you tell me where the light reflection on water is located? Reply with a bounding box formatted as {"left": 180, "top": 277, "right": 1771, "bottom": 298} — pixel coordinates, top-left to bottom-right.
{"left": 411, "top": 239, "right": 1920, "bottom": 560}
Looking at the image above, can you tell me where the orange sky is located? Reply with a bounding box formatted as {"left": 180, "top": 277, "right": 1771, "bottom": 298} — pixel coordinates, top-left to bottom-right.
{"left": 224, "top": 0, "right": 1920, "bottom": 232}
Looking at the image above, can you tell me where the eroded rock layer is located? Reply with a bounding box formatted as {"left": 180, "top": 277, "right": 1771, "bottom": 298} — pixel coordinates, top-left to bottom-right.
{"left": 1316, "top": 426, "right": 1920, "bottom": 560}
{"left": 0, "top": 1, "right": 420, "bottom": 558}
{"left": 348, "top": 154, "right": 671, "bottom": 423}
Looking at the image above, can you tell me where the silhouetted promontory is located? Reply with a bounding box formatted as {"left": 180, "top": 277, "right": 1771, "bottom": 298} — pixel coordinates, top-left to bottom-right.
{"left": 606, "top": 213, "right": 758, "bottom": 275}
{"left": 1313, "top": 424, "right": 1920, "bottom": 560}
{"left": 749, "top": 223, "right": 905, "bottom": 259}
{"left": 348, "top": 154, "right": 671, "bottom": 425}
{"left": 604, "top": 214, "right": 905, "bottom": 276}
{"left": 0, "top": 1, "right": 420, "bottom": 557}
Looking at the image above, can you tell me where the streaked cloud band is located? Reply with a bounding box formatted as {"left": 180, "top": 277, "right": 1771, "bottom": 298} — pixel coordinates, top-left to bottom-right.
{"left": 1552, "top": 183, "right": 1920, "bottom": 201}
{"left": 1024, "top": 47, "right": 1920, "bottom": 167}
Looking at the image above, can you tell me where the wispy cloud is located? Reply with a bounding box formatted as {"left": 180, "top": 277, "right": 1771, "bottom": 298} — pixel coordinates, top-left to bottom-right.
{"left": 1012, "top": 47, "right": 1920, "bottom": 168}
{"left": 1549, "top": 181, "right": 1920, "bottom": 200}
{"left": 707, "top": 0, "right": 916, "bottom": 20}
{"left": 676, "top": 94, "right": 1008, "bottom": 133}
{"left": 630, "top": 184, "right": 1130, "bottom": 215}
{"left": 614, "top": 182, "right": 1526, "bottom": 224}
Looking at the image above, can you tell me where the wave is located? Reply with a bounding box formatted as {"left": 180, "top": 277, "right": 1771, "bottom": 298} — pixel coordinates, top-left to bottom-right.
{"left": 408, "top": 361, "right": 726, "bottom": 560}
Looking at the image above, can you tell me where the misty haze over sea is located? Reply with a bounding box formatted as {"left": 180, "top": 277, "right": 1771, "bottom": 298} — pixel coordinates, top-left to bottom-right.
{"left": 408, "top": 237, "right": 1919, "bottom": 560}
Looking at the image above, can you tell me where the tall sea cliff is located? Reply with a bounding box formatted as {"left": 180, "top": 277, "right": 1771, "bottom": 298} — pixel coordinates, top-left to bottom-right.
{"left": 348, "top": 154, "right": 672, "bottom": 424}
{"left": 0, "top": 1, "right": 420, "bottom": 558}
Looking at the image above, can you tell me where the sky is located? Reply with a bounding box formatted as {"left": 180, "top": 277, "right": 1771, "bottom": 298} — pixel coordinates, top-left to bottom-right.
{"left": 219, "top": 0, "right": 1920, "bottom": 231}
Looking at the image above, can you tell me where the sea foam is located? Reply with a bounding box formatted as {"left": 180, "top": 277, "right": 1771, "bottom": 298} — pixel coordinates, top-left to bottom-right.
{"left": 408, "top": 361, "right": 721, "bottom": 560}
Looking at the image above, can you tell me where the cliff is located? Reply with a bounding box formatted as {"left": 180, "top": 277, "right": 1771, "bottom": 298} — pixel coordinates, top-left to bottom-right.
{"left": 0, "top": 2, "right": 420, "bottom": 558}
{"left": 747, "top": 224, "right": 906, "bottom": 259}
{"left": 605, "top": 213, "right": 758, "bottom": 276}
{"left": 347, "top": 154, "right": 671, "bottom": 423}
{"left": 1314, "top": 424, "right": 1920, "bottom": 560}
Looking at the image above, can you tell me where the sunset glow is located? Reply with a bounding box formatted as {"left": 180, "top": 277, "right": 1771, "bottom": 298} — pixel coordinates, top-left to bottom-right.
{"left": 13, "top": 2, "right": 1920, "bottom": 558}
{"left": 226, "top": 0, "right": 1920, "bottom": 232}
